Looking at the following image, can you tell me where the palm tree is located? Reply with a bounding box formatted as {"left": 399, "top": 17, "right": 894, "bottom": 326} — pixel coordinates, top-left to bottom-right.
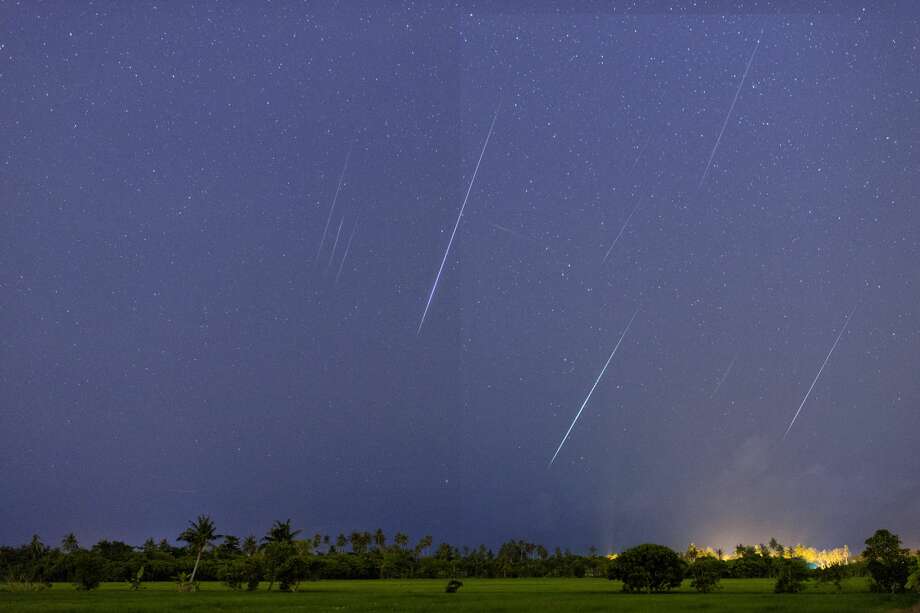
{"left": 373, "top": 528, "right": 386, "bottom": 551}
{"left": 61, "top": 533, "right": 79, "bottom": 554}
{"left": 178, "top": 515, "right": 220, "bottom": 584}
{"left": 263, "top": 519, "right": 301, "bottom": 545}
{"left": 335, "top": 533, "right": 347, "bottom": 552}
{"left": 350, "top": 531, "right": 364, "bottom": 554}
{"left": 242, "top": 535, "right": 259, "bottom": 557}
{"left": 416, "top": 535, "right": 433, "bottom": 557}
{"left": 219, "top": 535, "right": 241, "bottom": 556}
{"left": 29, "top": 534, "right": 46, "bottom": 560}
{"left": 394, "top": 532, "right": 409, "bottom": 550}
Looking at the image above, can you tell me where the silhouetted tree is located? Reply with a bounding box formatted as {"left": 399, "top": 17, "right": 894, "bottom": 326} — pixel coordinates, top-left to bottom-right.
{"left": 178, "top": 515, "right": 220, "bottom": 584}
{"left": 608, "top": 544, "right": 686, "bottom": 593}
{"left": 242, "top": 535, "right": 258, "bottom": 557}
{"left": 373, "top": 528, "right": 386, "bottom": 551}
{"left": 774, "top": 557, "right": 809, "bottom": 593}
{"left": 263, "top": 519, "right": 301, "bottom": 545}
{"left": 61, "top": 533, "right": 79, "bottom": 554}
{"left": 689, "top": 556, "right": 724, "bottom": 593}
{"left": 863, "top": 529, "right": 911, "bottom": 593}
{"left": 218, "top": 535, "right": 241, "bottom": 557}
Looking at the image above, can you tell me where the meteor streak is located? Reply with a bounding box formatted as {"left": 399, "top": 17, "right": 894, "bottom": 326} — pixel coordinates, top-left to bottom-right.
{"left": 417, "top": 97, "right": 501, "bottom": 335}
{"left": 699, "top": 34, "right": 761, "bottom": 189}
{"left": 549, "top": 309, "right": 639, "bottom": 467}
{"left": 710, "top": 354, "right": 738, "bottom": 398}
{"left": 629, "top": 136, "right": 652, "bottom": 175}
{"left": 489, "top": 221, "right": 537, "bottom": 243}
{"left": 602, "top": 196, "right": 644, "bottom": 263}
{"left": 782, "top": 304, "right": 857, "bottom": 440}
{"left": 326, "top": 217, "right": 344, "bottom": 272}
{"left": 317, "top": 146, "right": 351, "bottom": 260}
{"left": 335, "top": 219, "right": 359, "bottom": 285}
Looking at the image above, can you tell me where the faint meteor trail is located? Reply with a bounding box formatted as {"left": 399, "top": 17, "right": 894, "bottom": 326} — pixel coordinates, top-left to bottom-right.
{"left": 417, "top": 98, "right": 502, "bottom": 335}
{"left": 549, "top": 309, "right": 640, "bottom": 467}
{"left": 698, "top": 34, "right": 761, "bottom": 189}
{"left": 326, "top": 217, "right": 344, "bottom": 272}
{"left": 488, "top": 221, "right": 538, "bottom": 243}
{"left": 710, "top": 354, "right": 738, "bottom": 398}
{"left": 317, "top": 146, "right": 352, "bottom": 260}
{"left": 629, "top": 136, "right": 652, "bottom": 175}
{"left": 335, "top": 219, "right": 359, "bottom": 285}
{"left": 782, "top": 304, "right": 857, "bottom": 440}
{"left": 602, "top": 196, "right": 644, "bottom": 263}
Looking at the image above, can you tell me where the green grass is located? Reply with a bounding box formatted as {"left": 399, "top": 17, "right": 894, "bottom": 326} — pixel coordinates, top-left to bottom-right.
{"left": 1, "top": 578, "right": 917, "bottom": 612}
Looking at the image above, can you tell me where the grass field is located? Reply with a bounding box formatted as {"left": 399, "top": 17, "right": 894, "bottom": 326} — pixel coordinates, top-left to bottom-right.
{"left": 1, "top": 578, "right": 917, "bottom": 612}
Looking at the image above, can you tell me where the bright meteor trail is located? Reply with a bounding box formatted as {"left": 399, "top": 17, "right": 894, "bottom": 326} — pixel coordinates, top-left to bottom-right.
{"left": 549, "top": 309, "right": 639, "bottom": 467}
{"left": 327, "top": 217, "right": 344, "bottom": 272}
{"left": 699, "top": 34, "right": 761, "bottom": 189}
{"left": 782, "top": 304, "right": 857, "bottom": 441}
{"left": 710, "top": 354, "right": 738, "bottom": 398}
{"left": 417, "top": 98, "right": 501, "bottom": 335}
{"left": 335, "top": 218, "right": 359, "bottom": 285}
{"left": 317, "top": 146, "right": 351, "bottom": 261}
{"left": 603, "top": 196, "right": 644, "bottom": 263}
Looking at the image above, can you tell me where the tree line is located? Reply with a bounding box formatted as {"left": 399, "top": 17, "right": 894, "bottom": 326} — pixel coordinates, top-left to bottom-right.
{"left": 1, "top": 517, "right": 917, "bottom": 594}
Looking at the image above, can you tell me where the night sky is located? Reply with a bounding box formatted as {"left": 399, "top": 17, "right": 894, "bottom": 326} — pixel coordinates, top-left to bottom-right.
{"left": 2, "top": 2, "right": 918, "bottom": 555}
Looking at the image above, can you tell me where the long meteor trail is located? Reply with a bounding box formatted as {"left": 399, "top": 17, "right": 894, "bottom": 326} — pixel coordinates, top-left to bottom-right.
{"left": 317, "top": 146, "right": 351, "bottom": 260}
{"left": 549, "top": 309, "right": 640, "bottom": 467}
{"left": 326, "top": 217, "right": 345, "bottom": 272}
{"left": 416, "top": 98, "right": 501, "bottom": 335}
{"left": 782, "top": 304, "right": 857, "bottom": 441}
{"left": 699, "top": 34, "right": 761, "bottom": 189}
{"left": 629, "top": 136, "right": 652, "bottom": 175}
{"left": 710, "top": 354, "right": 738, "bottom": 398}
{"left": 335, "top": 218, "right": 359, "bottom": 285}
{"left": 602, "top": 196, "right": 644, "bottom": 263}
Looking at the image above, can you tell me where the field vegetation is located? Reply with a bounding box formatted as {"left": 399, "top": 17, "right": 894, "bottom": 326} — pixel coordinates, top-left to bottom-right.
{"left": 2, "top": 517, "right": 918, "bottom": 611}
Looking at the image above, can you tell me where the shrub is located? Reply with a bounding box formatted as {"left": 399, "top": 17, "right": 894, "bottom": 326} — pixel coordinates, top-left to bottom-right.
{"left": 773, "top": 557, "right": 810, "bottom": 593}
{"left": 688, "top": 556, "right": 723, "bottom": 593}
{"left": 276, "top": 556, "right": 308, "bottom": 592}
{"left": 219, "top": 559, "right": 245, "bottom": 590}
{"left": 127, "top": 564, "right": 145, "bottom": 590}
{"left": 816, "top": 562, "right": 846, "bottom": 591}
{"left": 905, "top": 555, "right": 919, "bottom": 593}
{"left": 73, "top": 552, "right": 105, "bottom": 591}
{"left": 863, "top": 529, "right": 911, "bottom": 593}
{"left": 608, "top": 544, "right": 686, "bottom": 593}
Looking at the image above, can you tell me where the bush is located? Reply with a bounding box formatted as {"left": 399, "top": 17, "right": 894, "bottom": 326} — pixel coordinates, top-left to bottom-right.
{"left": 863, "top": 529, "right": 911, "bottom": 593}
{"left": 73, "top": 552, "right": 105, "bottom": 591}
{"left": 688, "top": 556, "right": 723, "bottom": 593}
{"left": 608, "top": 544, "right": 686, "bottom": 593}
{"left": 219, "top": 559, "right": 245, "bottom": 590}
{"left": 906, "top": 556, "right": 920, "bottom": 593}
{"left": 773, "top": 557, "right": 810, "bottom": 593}
{"left": 127, "top": 564, "right": 145, "bottom": 590}
{"left": 276, "top": 556, "right": 308, "bottom": 592}
{"left": 816, "top": 562, "right": 847, "bottom": 591}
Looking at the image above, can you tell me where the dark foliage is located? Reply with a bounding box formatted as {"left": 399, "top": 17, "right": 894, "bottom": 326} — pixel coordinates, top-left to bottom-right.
{"left": 688, "top": 556, "right": 724, "bottom": 592}
{"left": 445, "top": 579, "right": 463, "bottom": 592}
{"left": 608, "top": 544, "right": 686, "bottom": 593}
{"left": 863, "top": 529, "right": 911, "bottom": 593}
{"left": 72, "top": 551, "right": 105, "bottom": 591}
{"left": 773, "top": 557, "right": 810, "bottom": 593}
